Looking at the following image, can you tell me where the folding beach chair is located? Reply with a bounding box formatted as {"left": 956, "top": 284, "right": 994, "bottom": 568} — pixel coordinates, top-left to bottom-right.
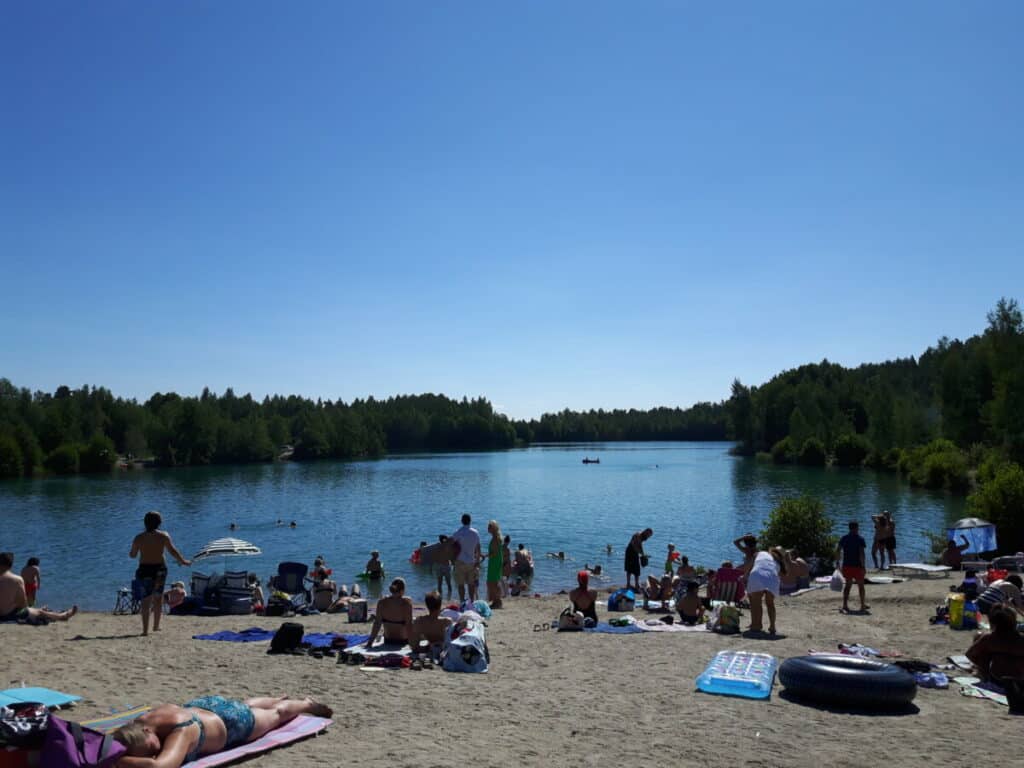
{"left": 708, "top": 567, "right": 746, "bottom": 605}
{"left": 268, "top": 562, "right": 310, "bottom": 612}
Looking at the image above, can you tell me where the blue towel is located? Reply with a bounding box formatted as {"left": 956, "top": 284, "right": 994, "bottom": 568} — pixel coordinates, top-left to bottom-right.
{"left": 192, "top": 628, "right": 371, "bottom": 647}
{"left": 192, "top": 627, "right": 276, "bottom": 642}
{"left": 584, "top": 622, "right": 644, "bottom": 635}
{"left": 304, "top": 632, "right": 370, "bottom": 648}
{"left": 0, "top": 687, "right": 82, "bottom": 708}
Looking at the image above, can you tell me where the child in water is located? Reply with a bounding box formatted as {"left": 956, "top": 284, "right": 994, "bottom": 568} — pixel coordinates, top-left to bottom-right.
{"left": 665, "top": 543, "right": 679, "bottom": 573}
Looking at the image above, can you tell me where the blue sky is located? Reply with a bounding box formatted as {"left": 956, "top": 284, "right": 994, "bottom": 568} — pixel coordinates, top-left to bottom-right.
{"left": 2, "top": 2, "right": 1022, "bottom": 419}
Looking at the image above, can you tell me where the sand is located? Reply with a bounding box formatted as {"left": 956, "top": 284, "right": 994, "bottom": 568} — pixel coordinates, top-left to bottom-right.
{"left": 1, "top": 576, "right": 1017, "bottom": 768}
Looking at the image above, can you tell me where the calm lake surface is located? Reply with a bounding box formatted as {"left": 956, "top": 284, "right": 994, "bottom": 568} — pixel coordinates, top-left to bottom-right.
{"left": 1, "top": 442, "right": 966, "bottom": 610}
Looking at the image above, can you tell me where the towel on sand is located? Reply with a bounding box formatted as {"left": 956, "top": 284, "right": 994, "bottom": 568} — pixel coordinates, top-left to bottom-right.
{"left": 583, "top": 622, "right": 645, "bottom": 635}
{"left": 192, "top": 628, "right": 369, "bottom": 648}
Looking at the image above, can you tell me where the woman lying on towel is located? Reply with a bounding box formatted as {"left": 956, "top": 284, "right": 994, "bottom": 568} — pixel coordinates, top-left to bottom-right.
{"left": 113, "top": 695, "right": 332, "bottom": 767}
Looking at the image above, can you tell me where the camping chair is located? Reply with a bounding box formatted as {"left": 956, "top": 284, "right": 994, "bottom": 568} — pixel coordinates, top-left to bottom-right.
{"left": 218, "top": 570, "right": 254, "bottom": 615}
{"left": 708, "top": 567, "right": 746, "bottom": 605}
{"left": 113, "top": 578, "right": 156, "bottom": 615}
{"left": 269, "top": 562, "right": 310, "bottom": 611}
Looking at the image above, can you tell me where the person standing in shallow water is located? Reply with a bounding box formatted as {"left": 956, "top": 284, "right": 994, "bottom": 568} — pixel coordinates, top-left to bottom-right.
{"left": 624, "top": 528, "right": 652, "bottom": 591}
{"left": 130, "top": 511, "right": 191, "bottom": 636}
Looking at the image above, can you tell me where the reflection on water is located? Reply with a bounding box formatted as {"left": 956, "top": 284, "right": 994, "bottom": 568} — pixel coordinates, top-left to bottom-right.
{"left": 0, "top": 443, "right": 963, "bottom": 610}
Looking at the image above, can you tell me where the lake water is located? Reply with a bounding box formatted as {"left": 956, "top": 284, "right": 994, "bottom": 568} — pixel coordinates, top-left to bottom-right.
{"left": 0, "top": 442, "right": 965, "bottom": 610}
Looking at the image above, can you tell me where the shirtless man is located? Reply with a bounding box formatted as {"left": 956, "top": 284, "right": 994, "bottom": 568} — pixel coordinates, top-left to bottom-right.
{"left": 0, "top": 552, "right": 77, "bottom": 624}
{"left": 870, "top": 512, "right": 892, "bottom": 569}
{"left": 411, "top": 591, "right": 452, "bottom": 661}
{"left": 130, "top": 511, "right": 191, "bottom": 636}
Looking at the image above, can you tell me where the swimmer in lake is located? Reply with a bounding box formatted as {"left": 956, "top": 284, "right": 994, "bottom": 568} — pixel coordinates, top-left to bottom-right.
{"left": 546, "top": 551, "right": 566, "bottom": 561}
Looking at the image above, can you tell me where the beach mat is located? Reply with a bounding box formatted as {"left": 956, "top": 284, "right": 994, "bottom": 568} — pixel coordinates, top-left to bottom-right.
{"left": 183, "top": 715, "right": 330, "bottom": 767}
{"left": 955, "top": 676, "right": 1008, "bottom": 706}
{"left": 583, "top": 622, "right": 644, "bottom": 635}
{"left": 636, "top": 620, "right": 708, "bottom": 633}
{"left": 83, "top": 708, "right": 331, "bottom": 766}
{"left": 0, "top": 687, "right": 81, "bottom": 708}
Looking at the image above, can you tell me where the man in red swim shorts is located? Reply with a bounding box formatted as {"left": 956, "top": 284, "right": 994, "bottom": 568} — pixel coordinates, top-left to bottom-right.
{"left": 835, "top": 521, "right": 868, "bottom": 613}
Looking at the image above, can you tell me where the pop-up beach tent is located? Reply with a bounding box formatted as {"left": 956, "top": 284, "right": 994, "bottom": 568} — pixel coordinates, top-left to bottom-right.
{"left": 947, "top": 517, "right": 997, "bottom": 554}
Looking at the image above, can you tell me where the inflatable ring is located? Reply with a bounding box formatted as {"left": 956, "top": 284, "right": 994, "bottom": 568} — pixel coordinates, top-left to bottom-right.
{"left": 779, "top": 655, "right": 916, "bottom": 709}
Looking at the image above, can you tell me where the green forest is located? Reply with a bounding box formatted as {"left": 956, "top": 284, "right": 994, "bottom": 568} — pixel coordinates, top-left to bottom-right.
{"left": 727, "top": 298, "right": 1024, "bottom": 548}
{"left": 1, "top": 298, "right": 1021, "bottom": 547}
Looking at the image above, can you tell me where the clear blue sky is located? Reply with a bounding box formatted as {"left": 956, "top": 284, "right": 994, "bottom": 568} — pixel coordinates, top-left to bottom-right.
{"left": 2, "top": 2, "right": 1022, "bottom": 419}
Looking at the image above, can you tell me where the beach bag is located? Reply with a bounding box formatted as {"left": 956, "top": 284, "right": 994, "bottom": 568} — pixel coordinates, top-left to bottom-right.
{"left": 268, "top": 621, "right": 304, "bottom": 654}
{"left": 39, "top": 717, "right": 124, "bottom": 768}
{"left": 640, "top": 554, "right": 650, "bottom": 568}
{"left": 710, "top": 604, "right": 740, "bottom": 634}
{"left": 443, "top": 617, "right": 490, "bottom": 673}
{"left": 829, "top": 569, "right": 844, "bottom": 592}
{"left": 0, "top": 703, "right": 49, "bottom": 749}
{"left": 608, "top": 589, "right": 635, "bottom": 612}
{"left": 557, "top": 607, "right": 584, "bottom": 632}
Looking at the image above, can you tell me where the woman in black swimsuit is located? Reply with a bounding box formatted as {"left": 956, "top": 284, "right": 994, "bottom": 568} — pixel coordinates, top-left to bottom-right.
{"left": 569, "top": 570, "right": 598, "bottom": 624}
{"left": 130, "top": 511, "right": 190, "bottom": 636}
{"left": 365, "top": 577, "right": 414, "bottom": 648}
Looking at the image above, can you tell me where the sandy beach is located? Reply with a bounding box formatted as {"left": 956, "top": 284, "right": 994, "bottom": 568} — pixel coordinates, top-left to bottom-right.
{"left": 1, "top": 575, "right": 1017, "bottom": 768}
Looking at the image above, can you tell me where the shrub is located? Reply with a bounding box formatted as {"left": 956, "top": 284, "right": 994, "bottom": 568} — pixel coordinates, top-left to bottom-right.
{"left": 44, "top": 443, "right": 79, "bottom": 475}
{"left": 883, "top": 447, "right": 904, "bottom": 471}
{"left": 771, "top": 437, "right": 794, "bottom": 464}
{"left": 760, "top": 495, "right": 837, "bottom": 564}
{"left": 967, "top": 462, "right": 1024, "bottom": 553}
{"left": 0, "top": 434, "right": 24, "bottom": 478}
{"left": 798, "top": 437, "right": 827, "bottom": 466}
{"left": 79, "top": 433, "right": 117, "bottom": 473}
{"left": 977, "top": 448, "right": 1010, "bottom": 485}
{"left": 901, "top": 439, "right": 969, "bottom": 491}
{"left": 834, "top": 433, "right": 872, "bottom": 467}
{"left": 755, "top": 451, "right": 773, "bottom": 463}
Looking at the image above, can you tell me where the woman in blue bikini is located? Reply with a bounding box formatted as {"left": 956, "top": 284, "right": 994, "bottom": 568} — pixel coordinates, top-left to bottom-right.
{"left": 112, "top": 695, "right": 331, "bottom": 767}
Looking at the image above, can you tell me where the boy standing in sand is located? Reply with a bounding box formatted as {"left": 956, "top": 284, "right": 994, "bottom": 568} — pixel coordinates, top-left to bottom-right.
{"left": 836, "top": 522, "right": 869, "bottom": 613}
{"left": 19, "top": 557, "right": 40, "bottom": 606}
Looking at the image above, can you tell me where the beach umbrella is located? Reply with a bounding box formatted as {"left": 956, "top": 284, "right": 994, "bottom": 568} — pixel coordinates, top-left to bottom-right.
{"left": 192, "top": 538, "right": 262, "bottom": 571}
{"left": 946, "top": 517, "right": 998, "bottom": 555}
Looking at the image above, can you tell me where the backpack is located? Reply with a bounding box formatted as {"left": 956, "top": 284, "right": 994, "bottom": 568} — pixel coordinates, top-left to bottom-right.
{"left": 710, "top": 604, "right": 741, "bottom": 634}
{"left": 608, "top": 589, "right": 635, "bottom": 612}
{"left": 39, "top": 717, "right": 125, "bottom": 768}
{"left": 268, "top": 621, "right": 304, "bottom": 654}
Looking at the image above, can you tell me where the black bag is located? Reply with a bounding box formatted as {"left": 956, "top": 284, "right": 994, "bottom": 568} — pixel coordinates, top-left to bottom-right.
{"left": 268, "top": 621, "right": 304, "bottom": 654}
{"left": 0, "top": 701, "right": 50, "bottom": 749}
{"left": 640, "top": 554, "right": 650, "bottom": 568}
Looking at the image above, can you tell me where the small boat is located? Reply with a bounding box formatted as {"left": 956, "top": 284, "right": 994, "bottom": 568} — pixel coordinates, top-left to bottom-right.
{"left": 582, "top": 457, "right": 600, "bottom": 464}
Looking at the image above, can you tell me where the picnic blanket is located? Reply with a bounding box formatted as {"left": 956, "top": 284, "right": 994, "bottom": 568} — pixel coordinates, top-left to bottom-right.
{"left": 83, "top": 707, "right": 331, "bottom": 767}
{"left": 343, "top": 640, "right": 413, "bottom": 658}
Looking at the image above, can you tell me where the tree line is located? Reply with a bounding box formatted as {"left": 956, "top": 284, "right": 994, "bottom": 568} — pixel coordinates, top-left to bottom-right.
{"left": 727, "top": 297, "right": 1024, "bottom": 549}
{"left": 0, "top": 385, "right": 726, "bottom": 479}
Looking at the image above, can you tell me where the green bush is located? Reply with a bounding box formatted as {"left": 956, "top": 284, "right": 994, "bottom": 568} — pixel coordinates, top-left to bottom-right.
{"left": 884, "top": 447, "right": 904, "bottom": 471}
{"left": 771, "top": 437, "right": 794, "bottom": 464}
{"left": 798, "top": 437, "right": 827, "bottom": 466}
{"left": 755, "top": 451, "right": 773, "bottom": 463}
{"left": 44, "top": 443, "right": 80, "bottom": 475}
{"left": 834, "top": 433, "right": 872, "bottom": 467}
{"left": 79, "top": 433, "right": 117, "bottom": 473}
{"left": 967, "top": 462, "right": 1024, "bottom": 553}
{"left": 0, "top": 434, "right": 24, "bottom": 478}
{"left": 977, "top": 448, "right": 1011, "bottom": 485}
{"left": 901, "top": 439, "right": 969, "bottom": 491}
{"left": 760, "top": 495, "right": 837, "bottom": 563}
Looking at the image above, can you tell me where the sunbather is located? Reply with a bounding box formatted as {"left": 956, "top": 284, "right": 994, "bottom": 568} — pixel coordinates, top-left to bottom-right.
{"left": 644, "top": 573, "right": 674, "bottom": 607}
{"left": 411, "top": 591, "right": 452, "bottom": 660}
{"left": 0, "top": 552, "right": 77, "bottom": 625}
{"left": 676, "top": 581, "right": 704, "bottom": 625}
{"left": 112, "top": 695, "right": 332, "bottom": 767}
{"left": 966, "top": 604, "right": 1024, "bottom": 686}
{"left": 365, "top": 577, "right": 414, "bottom": 647}
{"left": 569, "top": 570, "right": 598, "bottom": 624}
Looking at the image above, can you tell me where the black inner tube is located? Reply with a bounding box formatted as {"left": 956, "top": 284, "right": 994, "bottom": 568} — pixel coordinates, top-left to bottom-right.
{"left": 779, "top": 654, "right": 917, "bottom": 708}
